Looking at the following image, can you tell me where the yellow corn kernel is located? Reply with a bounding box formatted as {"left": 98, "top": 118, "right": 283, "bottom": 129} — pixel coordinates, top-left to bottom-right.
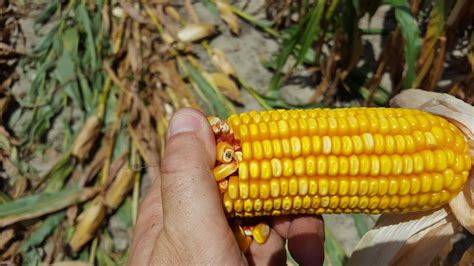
{"left": 228, "top": 176, "right": 239, "bottom": 199}
{"left": 270, "top": 158, "right": 282, "bottom": 177}
{"left": 260, "top": 160, "right": 271, "bottom": 179}
{"left": 280, "top": 178, "right": 289, "bottom": 196}
{"left": 289, "top": 177, "right": 298, "bottom": 196}
{"left": 252, "top": 223, "right": 270, "bottom": 244}
{"left": 258, "top": 122, "right": 270, "bottom": 139}
{"left": 239, "top": 180, "right": 249, "bottom": 199}
{"left": 249, "top": 180, "right": 259, "bottom": 199}
{"left": 259, "top": 180, "right": 270, "bottom": 199}
{"left": 213, "top": 162, "right": 238, "bottom": 182}
{"left": 249, "top": 160, "right": 259, "bottom": 179}
{"left": 281, "top": 139, "right": 291, "bottom": 158}
{"left": 266, "top": 179, "right": 279, "bottom": 199}
{"left": 298, "top": 177, "right": 309, "bottom": 196}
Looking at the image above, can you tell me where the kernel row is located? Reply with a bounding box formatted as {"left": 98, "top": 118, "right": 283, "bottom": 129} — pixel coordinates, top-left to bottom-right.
{"left": 223, "top": 190, "right": 452, "bottom": 215}
{"left": 228, "top": 171, "right": 468, "bottom": 200}
{"left": 233, "top": 108, "right": 429, "bottom": 124}
{"left": 230, "top": 113, "right": 456, "bottom": 139}
{"left": 238, "top": 151, "right": 469, "bottom": 180}
{"left": 240, "top": 132, "right": 467, "bottom": 160}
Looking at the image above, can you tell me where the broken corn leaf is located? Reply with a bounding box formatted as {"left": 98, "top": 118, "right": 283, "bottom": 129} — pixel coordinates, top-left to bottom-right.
{"left": 177, "top": 23, "right": 217, "bottom": 42}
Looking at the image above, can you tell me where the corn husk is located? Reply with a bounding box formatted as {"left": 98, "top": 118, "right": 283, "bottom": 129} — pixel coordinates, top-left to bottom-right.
{"left": 215, "top": 0, "right": 240, "bottom": 35}
{"left": 71, "top": 115, "right": 101, "bottom": 161}
{"left": 104, "top": 165, "right": 134, "bottom": 209}
{"left": 349, "top": 89, "right": 474, "bottom": 265}
{"left": 68, "top": 196, "right": 106, "bottom": 253}
{"left": 177, "top": 23, "right": 216, "bottom": 43}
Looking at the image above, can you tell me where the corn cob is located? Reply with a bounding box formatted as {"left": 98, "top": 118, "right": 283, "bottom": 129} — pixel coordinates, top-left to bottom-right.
{"left": 210, "top": 108, "right": 471, "bottom": 218}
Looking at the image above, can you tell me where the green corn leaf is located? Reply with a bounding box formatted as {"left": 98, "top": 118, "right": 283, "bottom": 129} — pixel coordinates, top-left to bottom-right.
{"left": 324, "top": 228, "right": 347, "bottom": 266}
{"left": 185, "top": 63, "right": 235, "bottom": 118}
{"left": 200, "top": 0, "right": 219, "bottom": 16}
{"left": 352, "top": 214, "right": 370, "bottom": 238}
{"left": 34, "top": 0, "right": 60, "bottom": 29}
{"left": 0, "top": 187, "right": 99, "bottom": 227}
{"left": 295, "top": 0, "right": 325, "bottom": 66}
{"left": 20, "top": 211, "right": 66, "bottom": 252}
{"left": 385, "top": 0, "right": 421, "bottom": 88}
{"left": 97, "top": 248, "right": 118, "bottom": 266}
{"left": 32, "top": 24, "right": 60, "bottom": 55}
{"left": 44, "top": 155, "right": 75, "bottom": 193}
{"left": 76, "top": 5, "right": 98, "bottom": 71}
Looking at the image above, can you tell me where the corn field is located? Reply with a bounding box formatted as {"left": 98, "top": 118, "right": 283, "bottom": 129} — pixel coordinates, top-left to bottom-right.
{"left": 0, "top": 0, "right": 473, "bottom": 265}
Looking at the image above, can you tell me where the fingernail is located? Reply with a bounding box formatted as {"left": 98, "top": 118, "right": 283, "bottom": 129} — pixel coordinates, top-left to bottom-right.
{"left": 167, "top": 110, "right": 203, "bottom": 139}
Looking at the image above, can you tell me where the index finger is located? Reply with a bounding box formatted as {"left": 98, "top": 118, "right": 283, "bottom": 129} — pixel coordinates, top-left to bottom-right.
{"left": 272, "top": 215, "right": 325, "bottom": 265}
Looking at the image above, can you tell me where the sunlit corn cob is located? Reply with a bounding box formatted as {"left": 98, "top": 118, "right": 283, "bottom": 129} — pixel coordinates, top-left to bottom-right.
{"left": 210, "top": 108, "right": 471, "bottom": 219}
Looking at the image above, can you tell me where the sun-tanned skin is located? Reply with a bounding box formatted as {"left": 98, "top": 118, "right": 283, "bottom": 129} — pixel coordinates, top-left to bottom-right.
{"left": 128, "top": 108, "right": 325, "bottom": 265}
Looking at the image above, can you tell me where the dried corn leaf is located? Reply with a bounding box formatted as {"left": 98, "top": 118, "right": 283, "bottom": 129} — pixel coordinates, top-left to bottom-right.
{"left": 215, "top": 0, "right": 240, "bottom": 34}
{"left": 205, "top": 72, "right": 243, "bottom": 104}
{"left": 68, "top": 196, "right": 106, "bottom": 253}
{"left": 210, "top": 48, "right": 237, "bottom": 77}
{"left": 71, "top": 115, "right": 101, "bottom": 161}
{"left": 177, "top": 23, "right": 217, "bottom": 43}
{"left": 0, "top": 187, "right": 99, "bottom": 228}
{"left": 0, "top": 228, "right": 14, "bottom": 250}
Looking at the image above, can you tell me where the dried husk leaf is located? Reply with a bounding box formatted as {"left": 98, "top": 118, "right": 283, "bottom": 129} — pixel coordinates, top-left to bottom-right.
{"left": 104, "top": 165, "right": 134, "bottom": 209}
{"left": 390, "top": 213, "right": 459, "bottom": 265}
{"left": 164, "top": 5, "right": 183, "bottom": 23}
{"left": 177, "top": 23, "right": 216, "bottom": 43}
{"left": 204, "top": 72, "right": 243, "bottom": 104}
{"left": 391, "top": 89, "right": 474, "bottom": 233}
{"left": 210, "top": 48, "right": 237, "bottom": 77}
{"left": 349, "top": 208, "right": 451, "bottom": 265}
{"left": 215, "top": 0, "right": 240, "bottom": 34}
{"left": 71, "top": 115, "right": 102, "bottom": 161}
{"left": 68, "top": 196, "right": 106, "bottom": 253}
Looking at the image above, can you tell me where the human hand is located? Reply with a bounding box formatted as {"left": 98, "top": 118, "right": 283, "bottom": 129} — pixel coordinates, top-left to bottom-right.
{"left": 128, "top": 108, "right": 325, "bottom": 265}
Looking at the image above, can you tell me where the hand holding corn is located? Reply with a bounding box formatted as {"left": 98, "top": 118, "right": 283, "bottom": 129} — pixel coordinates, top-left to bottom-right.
{"left": 128, "top": 108, "right": 325, "bottom": 265}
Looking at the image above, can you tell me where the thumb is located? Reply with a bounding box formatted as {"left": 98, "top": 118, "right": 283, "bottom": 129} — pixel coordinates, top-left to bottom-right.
{"left": 160, "top": 108, "right": 228, "bottom": 239}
